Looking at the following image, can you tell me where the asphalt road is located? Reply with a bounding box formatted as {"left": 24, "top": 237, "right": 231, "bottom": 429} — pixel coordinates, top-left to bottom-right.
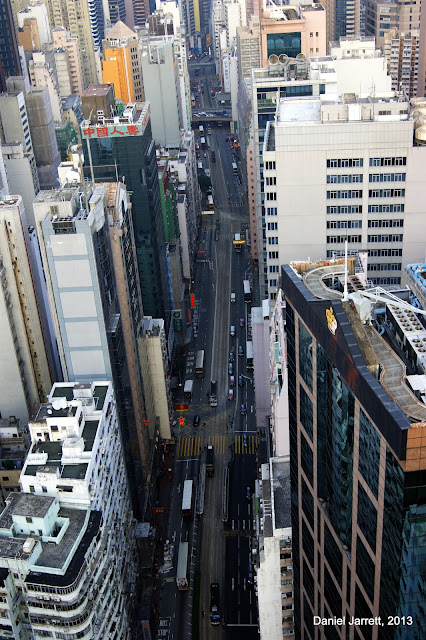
{"left": 156, "top": 61, "right": 258, "bottom": 640}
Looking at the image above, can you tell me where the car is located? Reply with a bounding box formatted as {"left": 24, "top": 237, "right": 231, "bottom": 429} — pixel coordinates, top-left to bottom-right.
{"left": 238, "top": 345, "right": 244, "bottom": 357}
{"left": 246, "top": 486, "right": 251, "bottom": 500}
{"left": 230, "top": 325, "right": 235, "bottom": 336}
{"left": 230, "top": 292, "right": 236, "bottom": 303}
{"left": 243, "top": 433, "right": 248, "bottom": 447}
{"left": 203, "top": 153, "right": 207, "bottom": 158}
{"left": 229, "top": 375, "right": 235, "bottom": 386}
{"left": 193, "top": 415, "right": 200, "bottom": 428}
{"left": 238, "top": 375, "right": 244, "bottom": 387}
{"left": 228, "top": 363, "right": 234, "bottom": 376}
{"left": 199, "top": 111, "right": 207, "bottom": 116}
{"left": 239, "top": 318, "right": 245, "bottom": 327}
{"left": 229, "top": 351, "right": 235, "bottom": 362}
{"left": 228, "top": 389, "right": 234, "bottom": 401}
{"left": 240, "top": 404, "right": 247, "bottom": 416}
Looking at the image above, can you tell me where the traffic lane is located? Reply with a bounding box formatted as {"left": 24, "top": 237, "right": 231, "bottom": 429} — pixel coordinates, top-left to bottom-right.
{"left": 228, "top": 454, "right": 256, "bottom": 528}
{"left": 225, "top": 536, "right": 257, "bottom": 630}
{"left": 216, "top": 133, "right": 244, "bottom": 205}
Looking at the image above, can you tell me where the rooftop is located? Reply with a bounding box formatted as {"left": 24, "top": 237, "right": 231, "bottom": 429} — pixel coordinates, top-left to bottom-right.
{"left": 271, "top": 457, "right": 291, "bottom": 531}
{"left": 83, "top": 84, "right": 113, "bottom": 97}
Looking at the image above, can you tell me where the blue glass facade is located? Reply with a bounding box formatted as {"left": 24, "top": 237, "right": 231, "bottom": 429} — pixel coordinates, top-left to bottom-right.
{"left": 267, "top": 32, "right": 302, "bottom": 59}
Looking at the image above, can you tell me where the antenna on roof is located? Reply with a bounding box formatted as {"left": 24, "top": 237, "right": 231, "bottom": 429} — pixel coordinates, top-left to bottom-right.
{"left": 343, "top": 238, "right": 349, "bottom": 302}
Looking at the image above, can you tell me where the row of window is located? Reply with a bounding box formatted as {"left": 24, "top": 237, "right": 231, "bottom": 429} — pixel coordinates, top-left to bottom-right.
{"left": 327, "top": 190, "right": 363, "bottom": 199}
{"left": 327, "top": 220, "right": 362, "bottom": 229}
{"left": 327, "top": 174, "right": 363, "bottom": 184}
{"left": 369, "top": 173, "right": 405, "bottom": 182}
{"left": 265, "top": 161, "right": 276, "bottom": 170}
{"left": 368, "top": 234, "right": 403, "bottom": 242}
{"left": 266, "top": 177, "right": 276, "bottom": 185}
{"left": 267, "top": 222, "right": 278, "bottom": 230}
{"left": 268, "top": 237, "right": 278, "bottom": 245}
{"left": 327, "top": 235, "right": 362, "bottom": 243}
{"left": 266, "top": 192, "right": 277, "bottom": 200}
{"left": 369, "top": 263, "right": 402, "bottom": 271}
{"left": 326, "top": 157, "right": 406, "bottom": 169}
{"left": 269, "top": 251, "right": 279, "bottom": 259}
{"left": 369, "top": 189, "right": 405, "bottom": 198}
{"left": 368, "top": 204, "right": 404, "bottom": 212}
{"left": 269, "top": 265, "right": 280, "bottom": 272}
{"left": 368, "top": 219, "right": 403, "bottom": 228}
{"left": 368, "top": 248, "right": 402, "bottom": 256}
{"left": 327, "top": 205, "right": 362, "bottom": 214}
{"left": 267, "top": 207, "right": 277, "bottom": 215}
{"left": 370, "top": 277, "right": 401, "bottom": 285}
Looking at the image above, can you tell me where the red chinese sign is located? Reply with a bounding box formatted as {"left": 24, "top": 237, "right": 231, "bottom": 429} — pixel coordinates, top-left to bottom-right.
{"left": 81, "top": 121, "right": 148, "bottom": 139}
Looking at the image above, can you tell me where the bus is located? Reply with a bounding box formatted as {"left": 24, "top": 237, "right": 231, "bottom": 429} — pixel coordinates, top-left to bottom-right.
{"left": 246, "top": 341, "right": 254, "bottom": 370}
{"left": 206, "top": 445, "right": 214, "bottom": 477}
{"left": 182, "top": 479, "right": 193, "bottom": 518}
{"left": 195, "top": 350, "right": 205, "bottom": 378}
{"left": 197, "top": 161, "right": 203, "bottom": 172}
{"left": 191, "top": 93, "right": 195, "bottom": 106}
{"left": 201, "top": 137, "right": 206, "bottom": 149}
{"left": 176, "top": 541, "right": 189, "bottom": 590}
{"left": 184, "top": 380, "right": 193, "bottom": 400}
{"left": 210, "top": 381, "right": 217, "bottom": 407}
{"left": 199, "top": 124, "right": 204, "bottom": 135}
{"left": 234, "top": 233, "right": 242, "bottom": 253}
{"left": 243, "top": 279, "right": 252, "bottom": 303}
{"left": 232, "top": 161, "right": 238, "bottom": 175}
{"left": 207, "top": 195, "right": 214, "bottom": 210}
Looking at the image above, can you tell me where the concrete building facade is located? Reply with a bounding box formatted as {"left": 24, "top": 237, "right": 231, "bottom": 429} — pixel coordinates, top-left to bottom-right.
{"left": 52, "top": 28, "right": 84, "bottom": 96}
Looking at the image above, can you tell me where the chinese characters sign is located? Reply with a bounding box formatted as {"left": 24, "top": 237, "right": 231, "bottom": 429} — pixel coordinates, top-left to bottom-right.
{"left": 81, "top": 123, "right": 146, "bottom": 139}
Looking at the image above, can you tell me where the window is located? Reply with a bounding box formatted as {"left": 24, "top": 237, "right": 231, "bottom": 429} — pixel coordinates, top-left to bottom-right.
{"left": 265, "top": 161, "right": 276, "bottom": 170}
{"left": 270, "top": 279, "right": 277, "bottom": 287}
{"left": 269, "top": 251, "right": 279, "bottom": 259}
{"left": 266, "top": 192, "right": 277, "bottom": 200}
{"left": 269, "top": 265, "right": 279, "bottom": 272}
{"left": 327, "top": 158, "right": 363, "bottom": 168}
{"left": 327, "top": 190, "right": 362, "bottom": 199}
{"left": 369, "top": 157, "right": 406, "bottom": 167}
{"left": 29, "top": 485, "right": 35, "bottom": 493}
{"left": 42, "top": 486, "right": 48, "bottom": 493}
{"left": 267, "top": 207, "right": 277, "bottom": 215}
{"left": 268, "top": 237, "right": 278, "bottom": 245}
{"left": 367, "top": 234, "right": 403, "bottom": 243}
{"left": 266, "top": 176, "right": 276, "bottom": 185}
{"left": 368, "top": 189, "right": 405, "bottom": 198}
{"left": 2, "top": 476, "right": 9, "bottom": 482}
{"left": 368, "top": 204, "right": 404, "bottom": 213}
{"left": 268, "top": 222, "right": 278, "bottom": 230}
{"left": 368, "top": 219, "right": 403, "bottom": 228}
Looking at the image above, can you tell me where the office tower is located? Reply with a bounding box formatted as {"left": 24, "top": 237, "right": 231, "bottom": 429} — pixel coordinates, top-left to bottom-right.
{"left": 0, "top": 381, "right": 135, "bottom": 638}
{"left": 102, "top": 21, "right": 144, "bottom": 102}
{"left": 43, "top": 0, "right": 101, "bottom": 88}
{"left": 383, "top": 29, "right": 419, "bottom": 98}
{"left": 365, "top": 0, "right": 421, "bottom": 47}
{"left": 251, "top": 38, "right": 426, "bottom": 303}
{"left": 17, "top": 3, "right": 52, "bottom": 46}
{"left": 256, "top": 458, "right": 294, "bottom": 639}
{"left": 0, "top": 195, "right": 57, "bottom": 424}
{"left": 140, "top": 38, "right": 185, "bottom": 146}
{"left": 133, "top": 0, "right": 150, "bottom": 27}
{"left": 281, "top": 259, "right": 426, "bottom": 639}
{"left": 2, "top": 76, "right": 60, "bottom": 190}
{"left": 107, "top": 0, "right": 126, "bottom": 23}
{"left": 0, "top": 0, "right": 21, "bottom": 92}
{"left": 237, "top": 17, "right": 261, "bottom": 81}
{"left": 0, "top": 417, "right": 30, "bottom": 507}
{"left": 27, "top": 51, "right": 63, "bottom": 123}
{"left": 52, "top": 29, "right": 84, "bottom": 96}
{"left": 180, "top": 0, "right": 201, "bottom": 49}
{"left": 32, "top": 184, "right": 149, "bottom": 515}
{"left": 81, "top": 102, "right": 168, "bottom": 321}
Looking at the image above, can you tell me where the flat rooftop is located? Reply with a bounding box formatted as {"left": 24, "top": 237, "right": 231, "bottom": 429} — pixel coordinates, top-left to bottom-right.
{"left": 271, "top": 458, "right": 291, "bottom": 531}
{"left": 83, "top": 84, "right": 112, "bottom": 96}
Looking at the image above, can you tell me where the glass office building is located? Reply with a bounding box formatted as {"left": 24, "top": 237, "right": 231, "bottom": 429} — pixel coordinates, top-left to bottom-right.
{"left": 282, "top": 262, "right": 426, "bottom": 640}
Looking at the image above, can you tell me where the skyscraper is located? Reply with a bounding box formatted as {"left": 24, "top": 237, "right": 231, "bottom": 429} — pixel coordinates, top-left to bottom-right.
{"left": 81, "top": 102, "right": 168, "bottom": 321}
{"left": 282, "top": 260, "right": 426, "bottom": 639}
{"left": 0, "top": 0, "right": 21, "bottom": 91}
{"left": 33, "top": 184, "right": 149, "bottom": 515}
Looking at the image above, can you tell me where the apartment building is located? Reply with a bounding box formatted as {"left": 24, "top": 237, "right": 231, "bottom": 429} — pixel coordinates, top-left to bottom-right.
{"left": 102, "top": 20, "right": 143, "bottom": 102}
{"left": 0, "top": 381, "right": 136, "bottom": 639}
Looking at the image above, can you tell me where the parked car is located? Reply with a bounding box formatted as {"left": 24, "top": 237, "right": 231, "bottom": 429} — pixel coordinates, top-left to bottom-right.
{"left": 240, "top": 404, "right": 247, "bottom": 416}
{"left": 238, "top": 345, "right": 244, "bottom": 357}
{"left": 228, "top": 389, "right": 234, "bottom": 401}
{"left": 239, "top": 318, "right": 245, "bottom": 327}
{"left": 228, "top": 363, "right": 234, "bottom": 376}
{"left": 229, "top": 351, "right": 235, "bottom": 362}
{"left": 238, "top": 375, "right": 244, "bottom": 387}
{"left": 193, "top": 415, "right": 200, "bottom": 428}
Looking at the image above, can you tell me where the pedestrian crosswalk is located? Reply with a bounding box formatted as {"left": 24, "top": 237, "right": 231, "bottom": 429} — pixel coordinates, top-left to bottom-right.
{"left": 176, "top": 434, "right": 257, "bottom": 457}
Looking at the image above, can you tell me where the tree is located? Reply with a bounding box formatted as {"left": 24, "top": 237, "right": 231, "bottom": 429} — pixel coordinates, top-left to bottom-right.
{"left": 198, "top": 173, "right": 212, "bottom": 192}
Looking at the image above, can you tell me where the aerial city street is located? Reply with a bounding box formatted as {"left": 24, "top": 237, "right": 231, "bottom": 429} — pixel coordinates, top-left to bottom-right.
{"left": 1, "top": 0, "right": 426, "bottom": 637}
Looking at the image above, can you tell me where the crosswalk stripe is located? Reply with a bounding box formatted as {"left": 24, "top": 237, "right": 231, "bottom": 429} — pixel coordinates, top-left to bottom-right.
{"left": 177, "top": 434, "right": 256, "bottom": 457}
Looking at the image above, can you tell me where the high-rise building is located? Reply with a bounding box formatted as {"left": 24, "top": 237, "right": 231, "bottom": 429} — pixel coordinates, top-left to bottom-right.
{"left": 32, "top": 184, "right": 149, "bottom": 515}
{"left": 133, "top": 0, "right": 150, "bottom": 28}
{"left": 17, "top": 3, "right": 52, "bottom": 46}
{"left": 52, "top": 28, "right": 84, "bottom": 96}
{"left": 102, "top": 21, "right": 143, "bottom": 102}
{"left": 0, "top": 195, "right": 57, "bottom": 425}
{"left": 250, "top": 38, "right": 426, "bottom": 303}
{"left": 0, "top": 0, "right": 21, "bottom": 91}
{"left": 0, "top": 380, "right": 136, "bottom": 638}
{"left": 81, "top": 102, "right": 168, "bottom": 321}
{"left": 383, "top": 28, "right": 419, "bottom": 98}
{"left": 281, "top": 259, "right": 426, "bottom": 639}
{"left": 43, "top": 0, "right": 101, "bottom": 88}
{"left": 365, "top": 0, "right": 421, "bottom": 47}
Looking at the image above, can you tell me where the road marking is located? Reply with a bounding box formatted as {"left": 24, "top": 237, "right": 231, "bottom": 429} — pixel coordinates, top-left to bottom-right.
{"left": 234, "top": 434, "right": 257, "bottom": 454}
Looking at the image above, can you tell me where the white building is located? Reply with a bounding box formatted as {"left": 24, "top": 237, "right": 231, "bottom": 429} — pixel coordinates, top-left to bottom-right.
{"left": 252, "top": 38, "right": 426, "bottom": 303}
{"left": 0, "top": 380, "right": 137, "bottom": 639}
{"left": 17, "top": 3, "right": 52, "bottom": 46}
{"left": 256, "top": 458, "right": 294, "bottom": 639}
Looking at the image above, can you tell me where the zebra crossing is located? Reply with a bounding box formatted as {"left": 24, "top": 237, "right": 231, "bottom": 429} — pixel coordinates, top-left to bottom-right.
{"left": 176, "top": 434, "right": 257, "bottom": 458}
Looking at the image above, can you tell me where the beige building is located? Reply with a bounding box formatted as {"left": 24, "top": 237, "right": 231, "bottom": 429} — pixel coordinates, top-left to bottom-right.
{"left": 43, "top": 0, "right": 99, "bottom": 88}
{"left": 139, "top": 318, "right": 173, "bottom": 440}
{"left": 365, "top": 0, "right": 421, "bottom": 47}
{"left": 52, "top": 29, "right": 84, "bottom": 95}
{"left": 237, "top": 16, "right": 261, "bottom": 80}
{"left": 384, "top": 28, "right": 419, "bottom": 98}
{"left": 0, "top": 196, "right": 55, "bottom": 424}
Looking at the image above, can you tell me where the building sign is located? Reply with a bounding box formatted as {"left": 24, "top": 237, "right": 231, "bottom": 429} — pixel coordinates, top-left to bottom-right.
{"left": 201, "top": 210, "right": 214, "bottom": 215}
{"left": 82, "top": 123, "right": 147, "bottom": 139}
{"left": 175, "top": 404, "right": 189, "bottom": 411}
{"left": 326, "top": 306, "right": 338, "bottom": 335}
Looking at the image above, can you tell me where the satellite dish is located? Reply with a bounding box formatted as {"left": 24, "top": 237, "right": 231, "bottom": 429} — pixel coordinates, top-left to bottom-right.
{"left": 52, "top": 400, "right": 62, "bottom": 410}
{"left": 296, "top": 53, "right": 306, "bottom": 61}
{"left": 279, "top": 54, "right": 288, "bottom": 63}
